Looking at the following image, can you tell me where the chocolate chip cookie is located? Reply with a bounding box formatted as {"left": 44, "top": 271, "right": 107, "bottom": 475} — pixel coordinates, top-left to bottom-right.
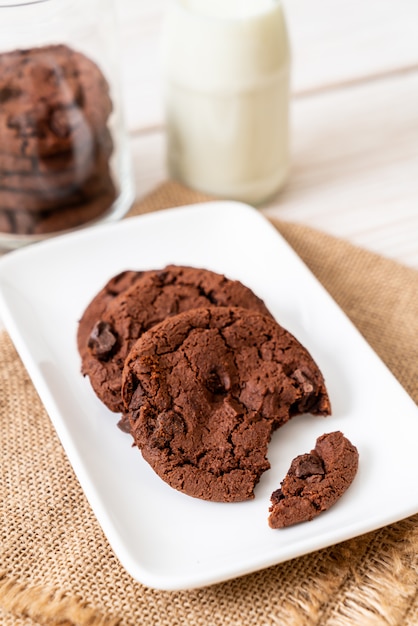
{"left": 0, "top": 44, "right": 112, "bottom": 157}
{"left": 0, "top": 133, "right": 113, "bottom": 194}
{"left": 122, "top": 306, "right": 331, "bottom": 502}
{"left": 0, "top": 167, "right": 112, "bottom": 212}
{"left": 268, "top": 431, "right": 358, "bottom": 528}
{"left": 0, "top": 177, "right": 116, "bottom": 235}
{"left": 79, "top": 265, "right": 274, "bottom": 413}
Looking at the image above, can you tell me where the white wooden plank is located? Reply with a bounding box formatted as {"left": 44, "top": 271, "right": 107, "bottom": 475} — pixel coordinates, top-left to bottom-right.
{"left": 130, "top": 131, "right": 167, "bottom": 200}
{"left": 265, "top": 70, "right": 418, "bottom": 267}
{"left": 284, "top": 0, "right": 418, "bottom": 94}
{"left": 115, "top": 0, "right": 418, "bottom": 132}
{"left": 115, "top": 0, "right": 166, "bottom": 132}
{"left": 128, "top": 70, "right": 418, "bottom": 270}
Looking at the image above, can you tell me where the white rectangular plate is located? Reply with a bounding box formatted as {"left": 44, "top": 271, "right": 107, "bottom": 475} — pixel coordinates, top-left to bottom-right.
{"left": 0, "top": 201, "right": 417, "bottom": 591}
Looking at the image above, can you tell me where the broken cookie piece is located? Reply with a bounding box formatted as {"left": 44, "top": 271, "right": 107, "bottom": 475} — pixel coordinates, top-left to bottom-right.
{"left": 268, "top": 431, "right": 358, "bottom": 528}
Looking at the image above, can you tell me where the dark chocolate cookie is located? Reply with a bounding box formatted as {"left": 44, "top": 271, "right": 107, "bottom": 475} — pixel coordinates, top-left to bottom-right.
{"left": 0, "top": 179, "right": 116, "bottom": 235}
{"left": 0, "top": 127, "right": 113, "bottom": 177}
{"left": 80, "top": 265, "right": 274, "bottom": 413}
{"left": 122, "top": 306, "right": 331, "bottom": 502}
{"left": 0, "top": 165, "right": 113, "bottom": 212}
{"left": 0, "top": 44, "right": 112, "bottom": 158}
{"left": 0, "top": 133, "right": 113, "bottom": 194}
{"left": 33, "top": 185, "right": 116, "bottom": 234}
{"left": 268, "top": 431, "right": 358, "bottom": 528}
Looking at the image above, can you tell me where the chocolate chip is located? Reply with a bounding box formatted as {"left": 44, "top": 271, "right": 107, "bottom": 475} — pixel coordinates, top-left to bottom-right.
{"left": 88, "top": 321, "right": 117, "bottom": 359}
{"left": 291, "top": 368, "right": 314, "bottom": 394}
{"left": 290, "top": 368, "right": 324, "bottom": 414}
{"left": 117, "top": 414, "right": 132, "bottom": 434}
{"left": 291, "top": 452, "right": 325, "bottom": 478}
{"left": 129, "top": 379, "right": 146, "bottom": 411}
{"left": 0, "top": 86, "right": 21, "bottom": 103}
{"left": 205, "top": 370, "right": 231, "bottom": 395}
{"left": 150, "top": 411, "right": 186, "bottom": 449}
{"left": 155, "top": 270, "right": 170, "bottom": 285}
{"left": 270, "top": 488, "right": 284, "bottom": 505}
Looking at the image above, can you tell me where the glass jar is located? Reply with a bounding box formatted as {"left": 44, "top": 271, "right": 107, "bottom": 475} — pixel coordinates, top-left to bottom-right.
{"left": 161, "top": 0, "right": 290, "bottom": 206}
{"left": 0, "top": 0, "right": 134, "bottom": 249}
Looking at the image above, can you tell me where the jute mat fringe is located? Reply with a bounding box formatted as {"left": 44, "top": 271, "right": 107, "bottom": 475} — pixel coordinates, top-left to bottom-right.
{"left": 0, "top": 572, "right": 119, "bottom": 626}
{"left": 1, "top": 181, "right": 418, "bottom": 625}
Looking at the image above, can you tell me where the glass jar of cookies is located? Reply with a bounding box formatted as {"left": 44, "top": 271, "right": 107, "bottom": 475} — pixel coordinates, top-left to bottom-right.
{"left": 0, "top": 0, "right": 134, "bottom": 249}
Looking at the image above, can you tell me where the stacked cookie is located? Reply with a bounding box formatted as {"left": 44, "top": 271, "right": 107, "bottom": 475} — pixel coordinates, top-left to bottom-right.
{"left": 78, "top": 265, "right": 331, "bottom": 503}
{"left": 0, "top": 44, "right": 116, "bottom": 236}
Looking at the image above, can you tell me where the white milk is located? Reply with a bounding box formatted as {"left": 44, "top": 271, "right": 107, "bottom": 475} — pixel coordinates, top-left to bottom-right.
{"left": 161, "top": 0, "right": 290, "bottom": 205}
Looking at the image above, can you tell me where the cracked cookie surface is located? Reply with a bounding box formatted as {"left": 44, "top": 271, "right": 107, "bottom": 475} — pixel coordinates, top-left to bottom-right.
{"left": 122, "top": 306, "right": 331, "bottom": 502}
{"left": 77, "top": 269, "right": 150, "bottom": 358}
{"left": 79, "top": 265, "right": 273, "bottom": 413}
{"left": 268, "top": 431, "right": 358, "bottom": 528}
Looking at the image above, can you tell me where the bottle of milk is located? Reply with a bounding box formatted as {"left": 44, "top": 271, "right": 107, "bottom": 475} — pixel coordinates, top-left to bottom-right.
{"left": 161, "top": 0, "right": 290, "bottom": 205}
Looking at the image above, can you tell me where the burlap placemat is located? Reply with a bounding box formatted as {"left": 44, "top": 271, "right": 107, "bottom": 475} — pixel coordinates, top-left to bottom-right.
{"left": 1, "top": 181, "right": 418, "bottom": 626}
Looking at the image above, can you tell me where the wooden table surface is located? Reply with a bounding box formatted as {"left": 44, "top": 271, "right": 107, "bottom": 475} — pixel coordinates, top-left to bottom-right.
{"left": 118, "top": 0, "right": 418, "bottom": 269}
